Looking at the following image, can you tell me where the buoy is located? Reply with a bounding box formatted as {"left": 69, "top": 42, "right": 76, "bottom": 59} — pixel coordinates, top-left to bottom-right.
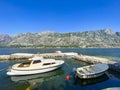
{"left": 65, "top": 75, "right": 70, "bottom": 80}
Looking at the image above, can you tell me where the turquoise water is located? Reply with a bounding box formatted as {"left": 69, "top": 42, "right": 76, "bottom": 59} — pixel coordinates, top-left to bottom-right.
{"left": 0, "top": 48, "right": 120, "bottom": 90}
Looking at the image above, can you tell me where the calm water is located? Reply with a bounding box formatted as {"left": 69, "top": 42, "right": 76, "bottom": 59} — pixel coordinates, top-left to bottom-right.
{"left": 0, "top": 48, "right": 120, "bottom": 90}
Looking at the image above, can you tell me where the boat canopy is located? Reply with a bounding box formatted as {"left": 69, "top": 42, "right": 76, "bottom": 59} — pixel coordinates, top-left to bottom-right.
{"left": 42, "top": 59, "right": 56, "bottom": 63}
{"left": 29, "top": 56, "right": 43, "bottom": 61}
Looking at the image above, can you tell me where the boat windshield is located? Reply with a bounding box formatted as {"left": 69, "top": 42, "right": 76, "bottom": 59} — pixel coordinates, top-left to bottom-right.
{"left": 33, "top": 60, "right": 41, "bottom": 64}
{"left": 18, "top": 61, "right": 31, "bottom": 67}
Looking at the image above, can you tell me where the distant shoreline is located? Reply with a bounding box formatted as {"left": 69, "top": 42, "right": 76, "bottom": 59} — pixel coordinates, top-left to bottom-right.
{"left": 0, "top": 46, "right": 120, "bottom": 49}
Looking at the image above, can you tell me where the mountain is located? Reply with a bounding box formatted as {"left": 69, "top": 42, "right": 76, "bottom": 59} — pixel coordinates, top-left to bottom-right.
{"left": 1, "top": 29, "right": 120, "bottom": 48}
{"left": 0, "top": 34, "right": 12, "bottom": 46}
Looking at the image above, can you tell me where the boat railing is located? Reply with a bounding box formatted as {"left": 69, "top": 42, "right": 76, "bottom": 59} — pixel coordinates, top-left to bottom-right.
{"left": 78, "top": 70, "right": 85, "bottom": 74}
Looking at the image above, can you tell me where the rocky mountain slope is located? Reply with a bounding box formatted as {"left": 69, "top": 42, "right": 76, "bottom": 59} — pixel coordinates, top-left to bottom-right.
{"left": 0, "top": 29, "right": 120, "bottom": 48}
{"left": 0, "top": 34, "right": 12, "bottom": 46}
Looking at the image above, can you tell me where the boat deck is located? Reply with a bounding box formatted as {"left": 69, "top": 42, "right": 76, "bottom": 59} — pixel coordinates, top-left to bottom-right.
{"left": 78, "top": 66, "right": 102, "bottom": 75}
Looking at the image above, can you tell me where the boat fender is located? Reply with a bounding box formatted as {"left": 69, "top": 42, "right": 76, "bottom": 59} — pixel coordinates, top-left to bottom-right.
{"left": 65, "top": 75, "right": 70, "bottom": 80}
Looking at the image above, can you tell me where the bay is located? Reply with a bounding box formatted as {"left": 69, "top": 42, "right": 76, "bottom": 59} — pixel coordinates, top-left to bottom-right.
{"left": 0, "top": 48, "right": 120, "bottom": 90}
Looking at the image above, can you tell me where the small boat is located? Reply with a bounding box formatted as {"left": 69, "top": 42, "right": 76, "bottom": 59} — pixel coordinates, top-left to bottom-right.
{"left": 7, "top": 56, "right": 64, "bottom": 76}
{"left": 76, "top": 63, "right": 109, "bottom": 79}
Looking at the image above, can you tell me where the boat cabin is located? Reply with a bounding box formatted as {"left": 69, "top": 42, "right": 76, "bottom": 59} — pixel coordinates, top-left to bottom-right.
{"left": 18, "top": 56, "right": 56, "bottom": 68}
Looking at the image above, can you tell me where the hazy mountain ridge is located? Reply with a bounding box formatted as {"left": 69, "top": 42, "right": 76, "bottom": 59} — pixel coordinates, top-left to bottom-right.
{"left": 1, "top": 29, "right": 120, "bottom": 48}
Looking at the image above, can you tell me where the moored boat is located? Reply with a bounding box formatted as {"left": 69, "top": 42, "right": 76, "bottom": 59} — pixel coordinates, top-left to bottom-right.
{"left": 76, "top": 63, "right": 109, "bottom": 79}
{"left": 7, "top": 56, "right": 64, "bottom": 76}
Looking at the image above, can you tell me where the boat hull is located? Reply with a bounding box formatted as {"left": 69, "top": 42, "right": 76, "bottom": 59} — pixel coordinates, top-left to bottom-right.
{"left": 7, "top": 65, "right": 62, "bottom": 76}
{"left": 76, "top": 71, "right": 105, "bottom": 79}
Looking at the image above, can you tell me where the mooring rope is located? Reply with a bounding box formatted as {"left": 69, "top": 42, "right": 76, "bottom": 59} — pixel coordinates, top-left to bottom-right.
{"left": 0, "top": 68, "right": 7, "bottom": 72}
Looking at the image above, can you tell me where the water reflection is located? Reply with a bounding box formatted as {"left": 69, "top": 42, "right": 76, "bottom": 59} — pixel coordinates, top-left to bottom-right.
{"left": 10, "top": 69, "right": 64, "bottom": 90}
{"left": 73, "top": 74, "right": 109, "bottom": 86}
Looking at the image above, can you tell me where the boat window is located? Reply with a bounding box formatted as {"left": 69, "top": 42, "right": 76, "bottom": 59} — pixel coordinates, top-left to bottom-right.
{"left": 43, "top": 62, "right": 55, "bottom": 65}
{"left": 52, "top": 62, "right": 55, "bottom": 64}
{"left": 18, "top": 61, "right": 31, "bottom": 67}
{"left": 33, "top": 60, "right": 41, "bottom": 64}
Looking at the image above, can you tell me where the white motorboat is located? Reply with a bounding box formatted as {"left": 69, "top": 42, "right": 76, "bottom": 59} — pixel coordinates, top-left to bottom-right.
{"left": 7, "top": 56, "right": 64, "bottom": 76}
{"left": 76, "top": 63, "right": 109, "bottom": 79}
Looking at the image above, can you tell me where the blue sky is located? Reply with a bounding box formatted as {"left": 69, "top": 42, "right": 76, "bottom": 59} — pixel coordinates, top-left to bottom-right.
{"left": 0, "top": 0, "right": 120, "bottom": 34}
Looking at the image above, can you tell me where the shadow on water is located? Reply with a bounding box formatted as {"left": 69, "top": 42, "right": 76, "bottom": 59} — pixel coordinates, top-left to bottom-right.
{"left": 107, "top": 69, "right": 120, "bottom": 79}
{"left": 9, "top": 69, "right": 64, "bottom": 90}
{"left": 73, "top": 74, "right": 109, "bottom": 86}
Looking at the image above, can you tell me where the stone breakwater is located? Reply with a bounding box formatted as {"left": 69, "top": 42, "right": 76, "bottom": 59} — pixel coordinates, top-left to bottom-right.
{"left": 0, "top": 51, "right": 77, "bottom": 60}
{"left": 0, "top": 53, "right": 34, "bottom": 60}
{"left": 0, "top": 52, "right": 120, "bottom": 73}
{"left": 0, "top": 53, "right": 65, "bottom": 60}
